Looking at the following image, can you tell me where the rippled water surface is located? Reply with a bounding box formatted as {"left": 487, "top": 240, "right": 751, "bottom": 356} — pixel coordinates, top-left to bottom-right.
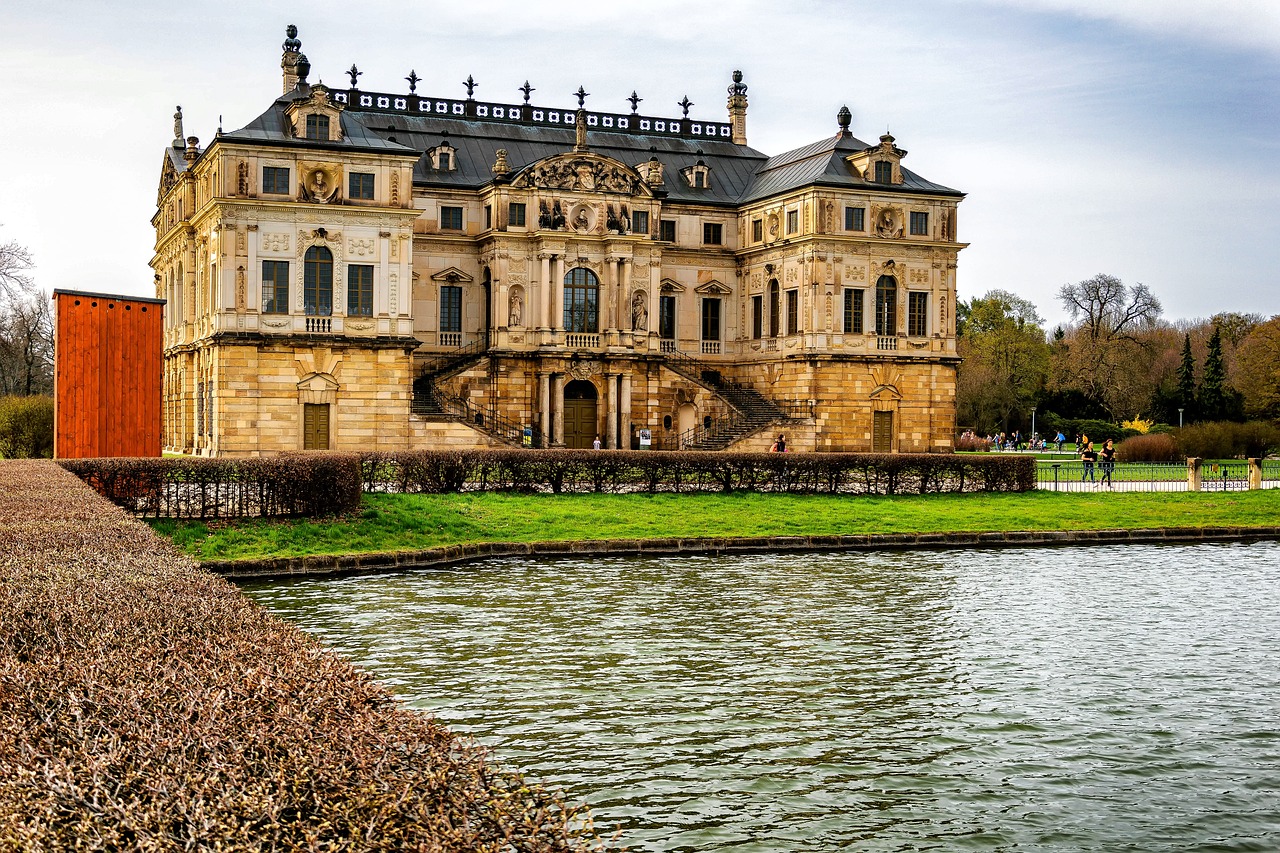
{"left": 241, "top": 543, "right": 1280, "bottom": 852}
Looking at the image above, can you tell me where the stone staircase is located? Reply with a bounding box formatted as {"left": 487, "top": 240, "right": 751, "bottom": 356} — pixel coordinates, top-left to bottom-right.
{"left": 410, "top": 337, "right": 490, "bottom": 416}
{"left": 661, "top": 350, "right": 792, "bottom": 450}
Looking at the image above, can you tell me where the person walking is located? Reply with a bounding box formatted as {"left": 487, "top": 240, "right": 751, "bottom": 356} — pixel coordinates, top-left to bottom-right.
{"left": 770, "top": 433, "right": 787, "bottom": 452}
{"left": 1080, "top": 439, "right": 1097, "bottom": 484}
{"left": 1055, "top": 431, "right": 1065, "bottom": 452}
{"left": 1099, "top": 438, "right": 1117, "bottom": 489}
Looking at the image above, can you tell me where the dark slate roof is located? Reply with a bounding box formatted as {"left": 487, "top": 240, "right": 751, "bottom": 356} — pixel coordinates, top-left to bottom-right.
{"left": 212, "top": 85, "right": 963, "bottom": 203}
{"left": 218, "top": 88, "right": 420, "bottom": 155}
{"left": 740, "top": 133, "right": 963, "bottom": 203}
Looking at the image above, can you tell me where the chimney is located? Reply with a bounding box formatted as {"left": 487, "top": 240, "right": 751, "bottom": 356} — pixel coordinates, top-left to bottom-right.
{"left": 726, "top": 70, "right": 748, "bottom": 146}
{"left": 281, "top": 24, "right": 303, "bottom": 93}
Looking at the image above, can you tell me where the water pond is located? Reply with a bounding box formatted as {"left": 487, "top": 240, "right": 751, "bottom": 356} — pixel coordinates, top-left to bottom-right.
{"left": 241, "top": 542, "right": 1280, "bottom": 852}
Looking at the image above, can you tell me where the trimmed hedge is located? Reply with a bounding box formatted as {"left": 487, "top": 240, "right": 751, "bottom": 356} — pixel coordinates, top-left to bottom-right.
{"left": 0, "top": 460, "right": 603, "bottom": 851}
{"left": 360, "top": 449, "right": 1036, "bottom": 495}
{"left": 61, "top": 453, "right": 363, "bottom": 519}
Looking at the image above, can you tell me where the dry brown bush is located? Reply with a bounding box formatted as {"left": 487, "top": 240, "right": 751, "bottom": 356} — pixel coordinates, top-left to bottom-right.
{"left": 0, "top": 460, "right": 607, "bottom": 851}
{"left": 1116, "top": 433, "right": 1182, "bottom": 462}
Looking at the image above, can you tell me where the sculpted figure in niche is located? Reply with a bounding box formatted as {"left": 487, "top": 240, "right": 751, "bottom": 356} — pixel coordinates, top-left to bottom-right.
{"left": 875, "top": 207, "right": 902, "bottom": 239}
{"left": 538, "top": 200, "right": 551, "bottom": 228}
{"left": 632, "top": 290, "right": 648, "bottom": 332}
{"left": 237, "top": 161, "right": 249, "bottom": 195}
{"left": 304, "top": 169, "right": 338, "bottom": 204}
{"left": 508, "top": 290, "right": 523, "bottom": 326}
{"left": 573, "top": 206, "right": 591, "bottom": 232}
{"left": 551, "top": 201, "right": 566, "bottom": 229}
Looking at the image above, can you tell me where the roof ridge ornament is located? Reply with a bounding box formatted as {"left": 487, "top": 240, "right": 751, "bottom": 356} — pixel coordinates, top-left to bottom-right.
{"left": 520, "top": 80, "right": 535, "bottom": 104}
{"left": 464, "top": 75, "right": 477, "bottom": 99}
{"left": 574, "top": 86, "right": 589, "bottom": 108}
{"left": 627, "top": 91, "right": 642, "bottom": 113}
{"left": 406, "top": 70, "right": 420, "bottom": 93}
{"left": 172, "top": 106, "right": 184, "bottom": 149}
{"left": 679, "top": 96, "right": 693, "bottom": 119}
{"left": 347, "top": 64, "right": 362, "bottom": 89}
{"left": 837, "top": 105, "right": 852, "bottom": 137}
{"left": 282, "top": 24, "right": 301, "bottom": 53}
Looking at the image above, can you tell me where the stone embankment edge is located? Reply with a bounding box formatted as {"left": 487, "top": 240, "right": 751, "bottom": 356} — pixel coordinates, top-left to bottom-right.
{"left": 205, "top": 526, "right": 1280, "bottom": 580}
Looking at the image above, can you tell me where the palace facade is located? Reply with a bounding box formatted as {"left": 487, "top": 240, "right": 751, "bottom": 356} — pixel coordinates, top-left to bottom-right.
{"left": 153, "top": 26, "right": 966, "bottom": 456}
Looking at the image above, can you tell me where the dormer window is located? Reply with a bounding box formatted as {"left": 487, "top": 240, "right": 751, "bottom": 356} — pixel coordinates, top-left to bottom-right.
{"left": 430, "top": 143, "right": 457, "bottom": 171}
{"left": 306, "top": 114, "right": 330, "bottom": 140}
{"left": 874, "top": 161, "right": 893, "bottom": 183}
{"left": 682, "top": 160, "right": 711, "bottom": 190}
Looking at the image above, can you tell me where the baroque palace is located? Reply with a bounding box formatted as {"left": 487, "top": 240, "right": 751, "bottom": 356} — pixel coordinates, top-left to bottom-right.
{"left": 153, "top": 26, "right": 966, "bottom": 455}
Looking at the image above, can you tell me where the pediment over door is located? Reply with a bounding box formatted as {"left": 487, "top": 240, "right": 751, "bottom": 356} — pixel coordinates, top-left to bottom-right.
{"left": 430, "top": 267, "right": 474, "bottom": 284}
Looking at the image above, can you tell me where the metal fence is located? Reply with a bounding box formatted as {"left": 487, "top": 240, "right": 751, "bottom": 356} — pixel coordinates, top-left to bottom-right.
{"left": 1036, "top": 460, "right": 1277, "bottom": 492}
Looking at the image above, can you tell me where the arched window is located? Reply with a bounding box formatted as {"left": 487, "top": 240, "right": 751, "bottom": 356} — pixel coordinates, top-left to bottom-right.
{"left": 875, "top": 275, "right": 897, "bottom": 335}
{"left": 304, "top": 246, "right": 333, "bottom": 316}
{"left": 768, "top": 279, "right": 780, "bottom": 337}
{"left": 563, "top": 267, "right": 599, "bottom": 332}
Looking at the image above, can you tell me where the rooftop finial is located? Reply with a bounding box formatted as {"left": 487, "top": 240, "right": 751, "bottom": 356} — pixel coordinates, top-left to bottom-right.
{"left": 172, "top": 105, "right": 184, "bottom": 148}
{"left": 837, "top": 105, "right": 851, "bottom": 135}
{"left": 627, "top": 91, "right": 642, "bottom": 113}
{"left": 281, "top": 25, "right": 304, "bottom": 93}
{"left": 728, "top": 69, "right": 747, "bottom": 97}
{"left": 347, "top": 64, "right": 362, "bottom": 88}
{"left": 406, "top": 70, "right": 420, "bottom": 93}
{"left": 679, "top": 96, "right": 693, "bottom": 119}
{"left": 574, "top": 85, "right": 589, "bottom": 108}
{"left": 296, "top": 53, "right": 310, "bottom": 83}
{"left": 464, "top": 75, "right": 477, "bottom": 99}
{"left": 520, "top": 81, "right": 534, "bottom": 104}
{"left": 283, "top": 24, "right": 301, "bottom": 53}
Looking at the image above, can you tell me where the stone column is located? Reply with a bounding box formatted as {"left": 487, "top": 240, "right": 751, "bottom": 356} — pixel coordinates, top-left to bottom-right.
{"left": 606, "top": 372, "right": 619, "bottom": 449}
{"left": 539, "top": 371, "right": 551, "bottom": 447}
{"left": 538, "top": 252, "right": 551, "bottom": 330}
{"left": 604, "top": 256, "right": 618, "bottom": 335}
{"left": 246, "top": 225, "right": 259, "bottom": 312}
{"left": 552, "top": 254, "right": 565, "bottom": 333}
{"left": 620, "top": 371, "right": 632, "bottom": 450}
{"left": 646, "top": 262, "right": 659, "bottom": 350}
{"left": 620, "top": 258, "right": 633, "bottom": 336}
{"left": 551, "top": 373, "right": 564, "bottom": 446}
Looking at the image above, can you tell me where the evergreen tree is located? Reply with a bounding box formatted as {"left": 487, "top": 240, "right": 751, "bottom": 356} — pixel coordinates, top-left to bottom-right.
{"left": 1199, "top": 324, "right": 1227, "bottom": 420}
{"left": 1177, "top": 333, "right": 1197, "bottom": 422}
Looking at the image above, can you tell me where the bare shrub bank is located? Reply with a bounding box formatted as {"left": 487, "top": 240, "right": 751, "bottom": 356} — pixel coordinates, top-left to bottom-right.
{"left": 0, "top": 460, "right": 603, "bottom": 851}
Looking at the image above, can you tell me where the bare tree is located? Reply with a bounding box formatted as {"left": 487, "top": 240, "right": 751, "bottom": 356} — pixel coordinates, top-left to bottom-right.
{"left": 0, "top": 234, "right": 34, "bottom": 306}
{"left": 1054, "top": 274, "right": 1164, "bottom": 419}
{"left": 0, "top": 289, "right": 54, "bottom": 396}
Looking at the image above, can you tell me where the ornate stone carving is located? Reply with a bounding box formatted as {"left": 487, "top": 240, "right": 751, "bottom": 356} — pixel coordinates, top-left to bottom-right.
{"left": 492, "top": 148, "right": 510, "bottom": 175}
{"left": 569, "top": 203, "right": 595, "bottom": 233}
{"left": 347, "top": 320, "right": 375, "bottom": 331}
{"left": 262, "top": 232, "right": 290, "bottom": 253}
{"left": 508, "top": 288, "right": 524, "bottom": 326}
{"left": 390, "top": 171, "right": 400, "bottom": 205}
{"left": 299, "top": 163, "right": 341, "bottom": 204}
{"left": 349, "top": 238, "right": 375, "bottom": 257}
{"left": 512, "top": 153, "right": 641, "bottom": 195}
{"left": 909, "top": 268, "right": 929, "bottom": 284}
{"left": 235, "top": 266, "right": 246, "bottom": 310}
{"left": 872, "top": 205, "right": 903, "bottom": 239}
{"left": 567, "top": 360, "right": 601, "bottom": 380}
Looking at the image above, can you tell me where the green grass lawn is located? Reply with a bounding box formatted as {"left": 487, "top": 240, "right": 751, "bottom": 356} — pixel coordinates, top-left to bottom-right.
{"left": 152, "top": 489, "right": 1280, "bottom": 562}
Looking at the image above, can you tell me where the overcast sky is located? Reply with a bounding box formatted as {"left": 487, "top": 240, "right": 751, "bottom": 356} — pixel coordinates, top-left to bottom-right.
{"left": 3, "top": 0, "right": 1277, "bottom": 328}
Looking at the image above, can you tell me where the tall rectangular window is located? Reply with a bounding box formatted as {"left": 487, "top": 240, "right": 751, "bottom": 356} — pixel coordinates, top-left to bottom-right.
{"left": 659, "top": 294, "right": 676, "bottom": 340}
{"left": 484, "top": 205, "right": 493, "bottom": 229}
{"left": 910, "top": 211, "right": 930, "bottom": 236}
{"left": 844, "top": 288, "right": 864, "bottom": 334}
{"left": 440, "top": 206, "right": 463, "bottom": 230}
{"left": 262, "top": 166, "right": 290, "bottom": 195}
{"left": 752, "top": 295, "right": 763, "bottom": 338}
{"left": 701, "top": 298, "right": 721, "bottom": 341}
{"left": 347, "top": 264, "right": 373, "bottom": 316}
{"left": 261, "top": 260, "right": 289, "bottom": 314}
{"left": 875, "top": 161, "right": 893, "bottom": 183}
{"left": 305, "top": 114, "right": 330, "bottom": 140}
{"left": 786, "top": 209, "right": 798, "bottom": 234}
{"left": 786, "top": 290, "right": 799, "bottom": 335}
{"left": 752, "top": 219, "right": 763, "bottom": 242}
{"left": 509, "top": 202, "right": 526, "bottom": 227}
{"left": 908, "top": 292, "right": 929, "bottom": 336}
{"left": 348, "top": 172, "right": 375, "bottom": 199}
{"left": 845, "top": 206, "right": 865, "bottom": 231}
{"left": 632, "top": 209, "right": 649, "bottom": 234}
{"left": 659, "top": 219, "right": 676, "bottom": 242}
{"left": 703, "top": 222, "right": 723, "bottom": 245}
{"left": 440, "top": 285, "right": 462, "bottom": 333}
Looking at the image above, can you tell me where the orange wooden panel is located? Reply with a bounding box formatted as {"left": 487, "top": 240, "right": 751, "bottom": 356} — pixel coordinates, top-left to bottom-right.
{"left": 54, "top": 291, "right": 165, "bottom": 459}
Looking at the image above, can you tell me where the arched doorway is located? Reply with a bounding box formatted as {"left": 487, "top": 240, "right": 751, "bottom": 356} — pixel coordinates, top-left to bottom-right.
{"left": 677, "top": 402, "right": 697, "bottom": 444}
{"left": 563, "top": 379, "right": 598, "bottom": 448}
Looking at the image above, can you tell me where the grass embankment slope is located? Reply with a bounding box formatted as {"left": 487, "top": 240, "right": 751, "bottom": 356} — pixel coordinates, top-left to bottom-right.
{"left": 155, "top": 489, "right": 1280, "bottom": 562}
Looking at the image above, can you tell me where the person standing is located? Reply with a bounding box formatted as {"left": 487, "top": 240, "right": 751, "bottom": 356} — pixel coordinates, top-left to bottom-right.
{"left": 770, "top": 434, "right": 787, "bottom": 452}
{"left": 592, "top": 434, "right": 602, "bottom": 450}
{"left": 1099, "top": 438, "right": 1117, "bottom": 489}
{"left": 1080, "top": 439, "right": 1097, "bottom": 484}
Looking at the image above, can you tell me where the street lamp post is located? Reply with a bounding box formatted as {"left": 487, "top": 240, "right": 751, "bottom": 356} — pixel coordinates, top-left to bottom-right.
{"left": 1031, "top": 406, "right": 1037, "bottom": 446}
{"left": 1178, "top": 408, "right": 1184, "bottom": 428}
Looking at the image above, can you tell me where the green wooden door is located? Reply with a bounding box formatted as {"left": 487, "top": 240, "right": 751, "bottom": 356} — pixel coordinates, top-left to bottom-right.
{"left": 303, "top": 403, "right": 330, "bottom": 450}
{"left": 872, "top": 410, "right": 893, "bottom": 453}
